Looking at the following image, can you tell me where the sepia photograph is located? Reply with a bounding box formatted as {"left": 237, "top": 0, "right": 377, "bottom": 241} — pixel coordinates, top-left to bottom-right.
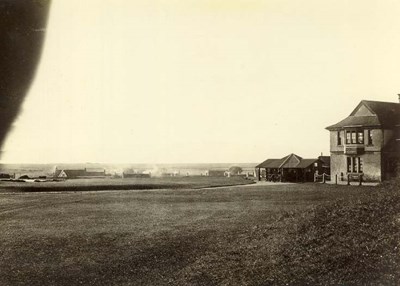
{"left": 0, "top": 0, "right": 399, "bottom": 285}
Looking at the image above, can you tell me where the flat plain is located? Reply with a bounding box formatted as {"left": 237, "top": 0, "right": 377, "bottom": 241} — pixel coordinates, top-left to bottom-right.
{"left": 0, "top": 179, "right": 398, "bottom": 285}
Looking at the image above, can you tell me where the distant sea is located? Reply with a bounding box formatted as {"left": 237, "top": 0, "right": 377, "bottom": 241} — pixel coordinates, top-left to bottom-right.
{"left": 0, "top": 163, "right": 257, "bottom": 178}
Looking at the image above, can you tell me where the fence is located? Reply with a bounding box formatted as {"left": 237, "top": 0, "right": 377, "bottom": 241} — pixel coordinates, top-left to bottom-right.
{"left": 314, "top": 173, "right": 331, "bottom": 183}
{"left": 315, "top": 173, "right": 364, "bottom": 185}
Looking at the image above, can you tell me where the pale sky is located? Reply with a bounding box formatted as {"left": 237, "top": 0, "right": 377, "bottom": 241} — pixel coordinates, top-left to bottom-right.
{"left": 1, "top": 0, "right": 400, "bottom": 164}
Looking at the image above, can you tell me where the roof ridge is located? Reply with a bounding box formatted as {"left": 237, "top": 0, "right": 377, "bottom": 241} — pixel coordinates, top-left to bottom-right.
{"left": 362, "top": 99, "right": 399, "bottom": 104}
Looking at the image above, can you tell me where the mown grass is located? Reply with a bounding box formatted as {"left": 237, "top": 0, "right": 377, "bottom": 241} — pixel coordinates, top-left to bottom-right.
{"left": 0, "top": 181, "right": 399, "bottom": 285}
{"left": 0, "top": 176, "right": 252, "bottom": 192}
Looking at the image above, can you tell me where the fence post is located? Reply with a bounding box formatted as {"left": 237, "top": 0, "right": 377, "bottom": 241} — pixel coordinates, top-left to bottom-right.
{"left": 359, "top": 174, "right": 362, "bottom": 186}
{"left": 347, "top": 174, "right": 350, "bottom": 185}
{"left": 314, "top": 173, "right": 316, "bottom": 182}
{"left": 335, "top": 174, "right": 338, "bottom": 185}
{"left": 322, "top": 173, "right": 326, "bottom": 184}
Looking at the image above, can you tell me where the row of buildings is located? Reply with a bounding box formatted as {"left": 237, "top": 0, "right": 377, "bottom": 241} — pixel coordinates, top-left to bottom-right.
{"left": 53, "top": 98, "right": 399, "bottom": 183}
{"left": 256, "top": 97, "right": 400, "bottom": 182}
{"left": 54, "top": 167, "right": 106, "bottom": 179}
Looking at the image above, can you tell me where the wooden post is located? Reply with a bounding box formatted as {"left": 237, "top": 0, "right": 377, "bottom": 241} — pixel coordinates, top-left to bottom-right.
{"left": 347, "top": 174, "right": 350, "bottom": 185}
{"left": 257, "top": 168, "right": 260, "bottom": 181}
{"left": 359, "top": 174, "right": 362, "bottom": 186}
{"left": 322, "top": 173, "right": 326, "bottom": 184}
{"left": 335, "top": 174, "right": 338, "bottom": 185}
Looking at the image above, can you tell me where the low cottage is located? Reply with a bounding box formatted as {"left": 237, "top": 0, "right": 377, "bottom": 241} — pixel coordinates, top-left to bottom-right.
{"left": 256, "top": 153, "right": 324, "bottom": 182}
{"left": 54, "top": 167, "right": 106, "bottom": 179}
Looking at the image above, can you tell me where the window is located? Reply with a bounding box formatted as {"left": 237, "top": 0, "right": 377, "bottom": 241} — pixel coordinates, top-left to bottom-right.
{"left": 367, "top": 130, "right": 373, "bottom": 145}
{"left": 347, "top": 157, "right": 363, "bottom": 173}
{"left": 346, "top": 130, "right": 364, "bottom": 144}
{"left": 353, "top": 157, "right": 358, "bottom": 173}
{"left": 337, "top": 131, "right": 342, "bottom": 145}
{"left": 357, "top": 131, "right": 364, "bottom": 144}
{"left": 346, "top": 132, "right": 351, "bottom": 144}
{"left": 347, "top": 157, "right": 351, "bottom": 172}
{"left": 351, "top": 132, "right": 356, "bottom": 144}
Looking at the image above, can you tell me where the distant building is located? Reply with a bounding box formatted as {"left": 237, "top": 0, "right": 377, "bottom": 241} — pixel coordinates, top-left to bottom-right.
{"left": 84, "top": 168, "right": 106, "bottom": 177}
{"left": 0, "top": 173, "right": 12, "bottom": 179}
{"left": 326, "top": 98, "right": 400, "bottom": 181}
{"left": 122, "top": 171, "right": 151, "bottom": 178}
{"left": 161, "top": 171, "right": 181, "bottom": 177}
{"left": 205, "top": 170, "right": 229, "bottom": 177}
{"left": 256, "top": 153, "right": 323, "bottom": 182}
{"left": 54, "top": 168, "right": 106, "bottom": 179}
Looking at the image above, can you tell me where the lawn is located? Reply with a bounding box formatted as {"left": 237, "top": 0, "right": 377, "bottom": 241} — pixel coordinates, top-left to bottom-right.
{"left": 0, "top": 176, "right": 253, "bottom": 192}
{"left": 0, "top": 181, "right": 398, "bottom": 285}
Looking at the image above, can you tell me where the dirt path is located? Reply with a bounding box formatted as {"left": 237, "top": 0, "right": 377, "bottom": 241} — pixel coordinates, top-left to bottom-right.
{"left": 197, "top": 180, "right": 293, "bottom": 189}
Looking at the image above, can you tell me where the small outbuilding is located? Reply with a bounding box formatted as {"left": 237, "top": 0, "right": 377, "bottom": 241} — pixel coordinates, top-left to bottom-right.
{"left": 256, "top": 153, "right": 323, "bottom": 182}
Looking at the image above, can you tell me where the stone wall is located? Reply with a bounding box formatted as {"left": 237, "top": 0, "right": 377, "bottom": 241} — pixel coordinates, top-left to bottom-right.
{"left": 330, "top": 131, "right": 344, "bottom": 153}
{"left": 330, "top": 153, "right": 347, "bottom": 181}
{"left": 361, "top": 152, "right": 382, "bottom": 181}
{"left": 330, "top": 152, "right": 382, "bottom": 182}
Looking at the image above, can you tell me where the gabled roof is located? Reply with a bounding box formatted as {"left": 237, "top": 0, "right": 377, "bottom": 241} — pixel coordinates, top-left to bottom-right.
{"left": 359, "top": 100, "right": 400, "bottom": 124}
{"left": 55, "top": 169, "right": 86, "bottom": 178}
{"left": 326, "top": 100, "right": 400, "bottom": 130}
{"left": 256, "top": 153, "right": 319, "bottom": 169}
{"left": 256, "top": 158, "right": 285, "bottom": 169}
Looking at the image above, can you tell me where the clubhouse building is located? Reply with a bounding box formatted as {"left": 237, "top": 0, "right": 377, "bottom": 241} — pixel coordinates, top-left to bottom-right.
{"left": 326, "top": 98, "right": 400, "bottom": 181}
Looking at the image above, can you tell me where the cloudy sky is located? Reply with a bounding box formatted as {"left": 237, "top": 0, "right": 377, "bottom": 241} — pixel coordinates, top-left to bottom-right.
{"left": 1, "top": 0, "right": 400, "bottom": 164}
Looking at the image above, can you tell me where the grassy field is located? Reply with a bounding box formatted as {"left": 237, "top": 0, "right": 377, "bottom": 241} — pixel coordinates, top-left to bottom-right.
{"left": 0, "top": 176, "right": 253, "bottom": 192}
{"left": 0, "top": 181, "right": 399, "bottom": 285}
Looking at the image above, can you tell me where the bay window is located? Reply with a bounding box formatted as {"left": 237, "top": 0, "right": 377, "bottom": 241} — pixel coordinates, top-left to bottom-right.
{"left": 345, "top": 130, "right": 365, "bottom": 144}
{"left": 346, "top": 156, "right": 363, "bottom": 173}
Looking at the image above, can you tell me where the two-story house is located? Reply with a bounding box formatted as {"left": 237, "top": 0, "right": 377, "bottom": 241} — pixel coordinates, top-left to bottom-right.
{"left": 326, "top": 98, "right": 400, "bottom": 181}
